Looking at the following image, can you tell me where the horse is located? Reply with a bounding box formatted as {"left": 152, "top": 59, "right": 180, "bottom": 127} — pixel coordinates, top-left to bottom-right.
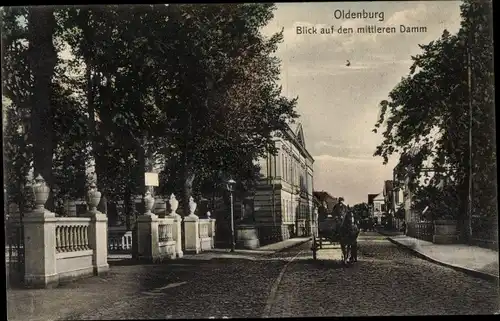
{"left": 339, "top": 211, "right": 359, "bottom": 265}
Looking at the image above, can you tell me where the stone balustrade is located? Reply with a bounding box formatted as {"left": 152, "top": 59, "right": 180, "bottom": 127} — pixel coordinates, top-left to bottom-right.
{"left": 136, "top": 193, "right": 182, "bottom": 262}
{"left": 108, "top": 227, "right": 132, "bottom": 253}
{"left": 23, "top": 177, "right": 109, "bottom": 288}
{"left": 55, "top": 218, "right": 91, "bottom": 253}
{"left": 158, "top": 217, "right": 176, "bottom": 259}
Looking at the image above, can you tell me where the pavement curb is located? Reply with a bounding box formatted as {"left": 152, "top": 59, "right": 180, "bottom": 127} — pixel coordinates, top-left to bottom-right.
{"left": 267, "top": 237, "right": 312, "bottom": 256}
{"left": 386, "top": 237, "right": 499, "bottom": 283}
{"left": 376, "top": 229, "right": 403, "bottom": 237}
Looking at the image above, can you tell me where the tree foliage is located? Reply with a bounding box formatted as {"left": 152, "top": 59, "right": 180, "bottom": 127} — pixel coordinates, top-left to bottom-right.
{"left": 373, "top": 1, "right": 495, "bottom": 229}
{"left": 3, "top": 4, "right": 299, "bottom": 219}
{"left": 351, "top": 202, "right": 370, "bottom": 221}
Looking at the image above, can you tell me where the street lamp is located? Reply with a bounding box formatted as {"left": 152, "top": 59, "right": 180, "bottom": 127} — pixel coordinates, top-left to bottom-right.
{"left": 295, "top": 187, "right": 301, "bottom": 237}
{"left": 226, "top": 178, "right": 236, "bottom": 252}
{"left": 311, "top": 205, "right": 319, "bottom": 260}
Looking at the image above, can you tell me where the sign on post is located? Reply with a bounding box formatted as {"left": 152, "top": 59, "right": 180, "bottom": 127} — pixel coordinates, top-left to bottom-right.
{"left": 145, "top": 172, "right": 159, "bottom": 187}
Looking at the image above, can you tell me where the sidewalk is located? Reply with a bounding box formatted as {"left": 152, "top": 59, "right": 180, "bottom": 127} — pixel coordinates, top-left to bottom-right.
{"left": 7, "top": 237, "right": 312, "bottom": 321}
{"left": 376, "top": 228, "right": 404, "bottom": 237}
{"left": 184, "top": 237, "right": 312, "bottom": 260}
{"left": 108, "top": 237, "right": 312, "bottom": 262}
{"left": 386, "top": 234, "right": 499, "bottom": 282}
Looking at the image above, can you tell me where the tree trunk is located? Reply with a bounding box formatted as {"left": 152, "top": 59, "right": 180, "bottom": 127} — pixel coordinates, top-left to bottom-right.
{"left": 456, "top": 178, "right": 470, "bottom": 243}
{"left": 183, "top": 170, "right": 196, "bottom": 217}
{"left": 28, "top": 7, "right": 58, "bottom": 211}
{"left": 124, "top": 187, "right": 132, "bottom": 230}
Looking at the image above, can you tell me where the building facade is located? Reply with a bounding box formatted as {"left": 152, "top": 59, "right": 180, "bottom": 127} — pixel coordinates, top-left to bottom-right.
{"left": 372, "top": 192, "right": 385, "bottom": 225}
{"left": 383, "top": 179, "right": 404, "bottom": 229}
{"left": 367, "top": 193, "right": 378, "bottom": 218}
{"left": 253, "top": 123, "right": 315, "bottom": 244}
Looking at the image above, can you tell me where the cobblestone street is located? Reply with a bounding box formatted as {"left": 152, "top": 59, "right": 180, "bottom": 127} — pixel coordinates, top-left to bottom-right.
{"left": 268, "top": 232, "right": 499, "bottom": 317}
{"left": 8, "top": 232, "right": 499, "bottom": 320}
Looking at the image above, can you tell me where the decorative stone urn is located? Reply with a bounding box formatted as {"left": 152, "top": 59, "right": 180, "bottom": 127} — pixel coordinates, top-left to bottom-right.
{"left": 206, "top": 211, "right": 211, "bottom": 219}
{"left": 33, "top": 174, "right": 50, "bottom": 211}
{"left": 169, "top": 194, "right": 179, "bottom": 216}
{"left": 86, "top": 183, "right": 102, "bottom": 212}
{"left": 144, "top": 191, "right": 155, "bottom": 215}
{"left": 188, "top": 196, "right": 197, "bottom": 217}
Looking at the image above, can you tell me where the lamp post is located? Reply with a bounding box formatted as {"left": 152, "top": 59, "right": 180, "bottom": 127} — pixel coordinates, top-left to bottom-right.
{"left": 226, "top": 178, "right": 236, "bottom": 252}
{"left": 295, "top": 187, "right": 301, "bottom": 237}
{"left": 311, "top": 205, "right": 319, "bottom": 260}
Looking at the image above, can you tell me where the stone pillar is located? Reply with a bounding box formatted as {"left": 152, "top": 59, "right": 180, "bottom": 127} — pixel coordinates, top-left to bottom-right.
{"left": 23, "top": 175, "right": 58, "bottom": 288}
{"left": 167, "top": 194, "right": 183, "bottom": 258}
{"left": 173, "top": 214, "right": 183, "bottom": 258}
{"left": 136, "top": 192, "right": 160, "bottom": 261}
{"left": 83, "top": 184, "right": 109, "bottom": 275}
{"left": 183, "top": 196, "right": 200, "bottom": 254}
{"left": 208, "top": 213, "right": 216, "bottom": 249}
{"left": 137, "top": 214, "right": 160, "bottom": 261}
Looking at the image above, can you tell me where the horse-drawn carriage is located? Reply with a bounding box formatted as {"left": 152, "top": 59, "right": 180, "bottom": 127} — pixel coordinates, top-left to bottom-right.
{"left": 313, "top": 211, "right": 359, "bottom": 265}
{"left": 317, "top": 215, "right": 341, "bottom": 247}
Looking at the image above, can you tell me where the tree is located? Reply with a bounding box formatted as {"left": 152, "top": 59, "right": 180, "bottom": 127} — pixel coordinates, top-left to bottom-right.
{"left": 4, "top": 4, "right": 299, "bottom": 224}
{"left": 373, "top": 0, "right": 494, "bottom": 240}
{"left": 2, "top": 7, "right": 33, "bottom": 213}
{"left": 27, "top": 6, "right": 59, "bottom": 210}
{"left": 152, "top": 4, "right": 299, "bottom": 215}
{"left": 351, "top": 203, "right": 370, "bottom": 222}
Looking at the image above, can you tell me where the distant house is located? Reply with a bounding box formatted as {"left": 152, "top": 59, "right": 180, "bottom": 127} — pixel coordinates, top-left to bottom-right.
{"left": 382, "top": 180, "right": 394, "bottom": 214}
{"left": 371, "top": 192, "right": 385, "bottom": 225}
{"left": 367, "top": 193, "right": 379, "bottom": 217}
{"left": 399, "top": 166, "right": 451, "bottom": 224}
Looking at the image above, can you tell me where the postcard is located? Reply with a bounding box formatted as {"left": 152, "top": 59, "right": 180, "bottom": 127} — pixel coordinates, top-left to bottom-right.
{"left": 4, "top": 2, "right": 497, "bottom": 319}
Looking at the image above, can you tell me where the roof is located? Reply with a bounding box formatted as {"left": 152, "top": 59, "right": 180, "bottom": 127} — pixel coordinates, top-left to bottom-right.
{"left": 313, "top": 190, "right": 335, "bottom": 202}
{"left": 295, "top": 123, "right": 306, "bottom": 150}
{"left": 281, "top": 122, "right": 314, "bottom": 163}
{"left": 373, "top": 192, "right": 384, "bottom": 201}
{"left": 368, "top": 193, "right": 379, "bottom": 204}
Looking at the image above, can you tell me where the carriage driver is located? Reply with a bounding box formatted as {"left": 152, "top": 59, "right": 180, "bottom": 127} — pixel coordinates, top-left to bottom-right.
{"left": 332, "top": 197, "right": 347, "bottom": 218}
{"left": 331, "top": 197, "right": 346, "bottom": 238}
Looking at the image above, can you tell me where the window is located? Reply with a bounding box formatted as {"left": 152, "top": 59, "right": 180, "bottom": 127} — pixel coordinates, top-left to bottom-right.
{"left": 281, "top": 153, "right": 284, "bottom": 179}
{"left": 284, "top": 155, "right": 288, "bottom": 181}
{"left": 287, "top": 200, "right": 291, "bottom": 222}
{"left": 283, "top": 200, "right": 288, "bottom": 222}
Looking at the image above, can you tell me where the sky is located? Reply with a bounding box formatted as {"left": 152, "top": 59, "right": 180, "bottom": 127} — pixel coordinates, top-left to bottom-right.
{"left": 261, "top": 1, "right": 463, "bottom": 205}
